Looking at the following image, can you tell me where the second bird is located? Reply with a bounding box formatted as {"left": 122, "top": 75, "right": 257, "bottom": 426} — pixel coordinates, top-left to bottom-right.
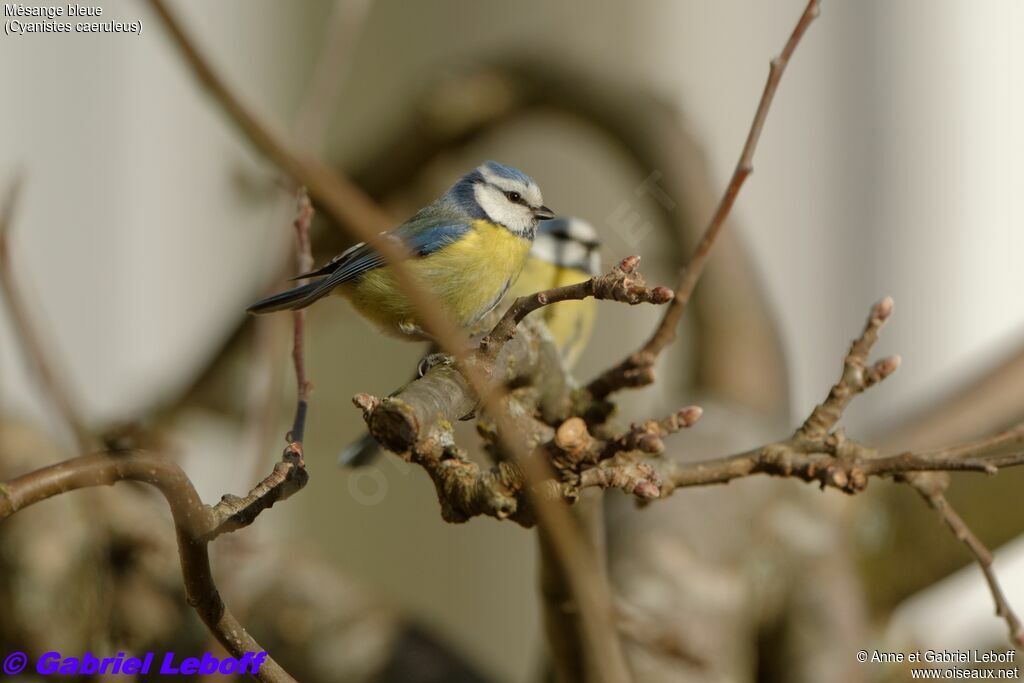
{"left": 247, "top": 160, "right": 554, "bottom": 337}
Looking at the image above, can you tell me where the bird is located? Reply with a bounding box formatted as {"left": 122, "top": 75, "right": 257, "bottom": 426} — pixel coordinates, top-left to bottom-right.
{"left": 247, "top": 160, "right": 554, "bottom": 340}
{"left": 338, "top": 216, "right": 602, "bottom": 468}
{"left": 503, "top": 216, "right": 601, "bottom": 369}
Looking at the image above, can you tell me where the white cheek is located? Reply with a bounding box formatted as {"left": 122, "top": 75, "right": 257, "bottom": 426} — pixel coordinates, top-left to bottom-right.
{"left": 529, "top": 235, "right": 560, "bottom": 264}
{"left": 532, "top": 236, "right": 600, "bottom": 274}
{"left": 565, "top": 219, "right": 598, "bottom": 244}
{"left": 474, "top": 185, "right": 534, "bottom": 235}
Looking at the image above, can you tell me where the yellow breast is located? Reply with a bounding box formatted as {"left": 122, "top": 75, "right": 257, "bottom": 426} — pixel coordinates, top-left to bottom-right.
{"left": 341, "top": 220, "right": 533, "bottom": 335}
{"left": 507, "top": 259, "right": 597, "bottom": 368}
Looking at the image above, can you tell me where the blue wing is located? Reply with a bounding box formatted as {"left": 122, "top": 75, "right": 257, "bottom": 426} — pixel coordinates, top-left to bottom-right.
{"left": 290, "top": 221, "right": 473, "bottom": 308}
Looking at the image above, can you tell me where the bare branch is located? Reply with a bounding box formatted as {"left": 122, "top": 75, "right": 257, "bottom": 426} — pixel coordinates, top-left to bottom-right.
{"left": 878, "top": 343, "right": 1024, "bottom": 453}
{"left": 551, "top": 408, "right": 702, "bottom": 468}
{"left": 0, "top": 450, "right": 296, "bottom": 683}
{"left": 586, "top": 0, "right": 821, "bottom": 400}
{"left": 0, "top": 183, "right": 318, "bottom": 681}
{"left": 288, "top": 189, "right": 315, "bottom": 443}
{"left": 481, "top": 255, "right": 673, "bottom": 357}
{"left": 598, "top": 407, "right": 703, "bottom": 462}
{"left": 905, "top": 479, "right": 1024, "bottom": 647}
{"left": 797, "top": 296, "right": 898, "bottom": 440}
{"left": 638, "top": 293, "right": 1024, "bottom": 651}
{"left": 578, "top": 460, "right": 661, "bottom": 500}
{"left": 657, "top": 301, "right": 1024, "bottom": 498}
{"left": 659, "top": 427, "right": 1024, "bottom": 496}
{"left": 646, "top": 294, "right": 1024, "bottom": 651}
{"left": 206, "top": 445, "right": 309, "bottom": 541}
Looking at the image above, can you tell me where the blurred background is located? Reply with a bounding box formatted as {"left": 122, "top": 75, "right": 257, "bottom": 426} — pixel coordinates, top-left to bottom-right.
{"left": 2, "top": 1, "right": 1023, "bottom": 681}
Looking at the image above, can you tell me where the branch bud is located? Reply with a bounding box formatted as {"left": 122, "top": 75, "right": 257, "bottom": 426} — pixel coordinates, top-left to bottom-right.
{"left": 874, "top": 296, "right": 894, "bottom": 321}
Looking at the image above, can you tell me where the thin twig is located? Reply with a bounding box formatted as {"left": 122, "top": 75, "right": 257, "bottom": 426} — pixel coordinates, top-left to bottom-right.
{"left": 288, "top": 190, "right": 315, "bottom": 443}
{"left": 907, "top": 480, "right": 1024, "bottom": 647}
{"left": 551, "top": 408, "right": 703, "bottom": 468}
{"left": 658, "top": 430, "right": 1024, "bottom": 495}
{"left": 797, "top": 296, "right": 898, "bottom": 440}
{"left": 480, "top": 255, "right": 672, "bottom": 357}
{"left": 586, "top": 0, "right": 821, "bottom": 400}
{"left": 578, "top": 460, "right": 661, "bottom": 500}
{"left": 241, "top": 314, "right": 290, "bottom": 488}
{"left": 657, "top": 300, "right": 1022, "bottom": 498}
{"left": 646, "top": 300, "right": 1024, "bottom": 606}
{"left": 206, "top": 451, "right": 309, "bottom": 541}
{"left": 242, "top": 1, "right": 372, "bottom": 479}
{"left": 878, "top": 343, "right": 1024, "bottom": 454}
{"left": 0, "top": 177, "right": 93, "bottom": 452}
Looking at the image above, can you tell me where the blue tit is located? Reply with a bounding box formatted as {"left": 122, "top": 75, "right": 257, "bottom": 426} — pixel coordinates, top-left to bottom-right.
{"left": 504, "top": 216, "right": 601, "bottom": 369}
{"left": 338, "top": 216, "right": 601, "bottom": 469}
{"left": 247, "top": 161, "right": 554, "bottom": 338}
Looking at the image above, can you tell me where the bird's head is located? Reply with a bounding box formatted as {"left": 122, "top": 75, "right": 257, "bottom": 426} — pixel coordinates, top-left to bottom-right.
{"left": 533, "top": 217, "right": 602, "bottom": 277}
{"left": 451, "top": 161, "right": 553, "bottom": 237}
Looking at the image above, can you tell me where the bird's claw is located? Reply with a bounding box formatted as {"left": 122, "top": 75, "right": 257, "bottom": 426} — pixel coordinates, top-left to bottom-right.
{"left": 417, "top": 352, "right": 456, "bottom": 377}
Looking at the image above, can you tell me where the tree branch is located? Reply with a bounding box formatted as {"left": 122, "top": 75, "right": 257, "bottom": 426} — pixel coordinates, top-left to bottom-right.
{"left": 658, "top": 300, "right": 1023, "bottom": 496}
{"left": 586, "top": 0, "right": 821, "bottom": 401}
{"left": 0, "top": 185, "right": 319, "bottom": 681}
{"left": 905, "top": 479, "right": 1024, "bottom": 647}
{"left": 206, "top": 446, "right": 309, "bottom": 543}
{"left": 797, "top": 296, "right": 899, "bottom": 440}
{"left": 0, "top": 450, "right": 296, "bottom": 683}
{"left": 288, "top": 189, "right": 315, "bottom": 443}
{"left": 480, "top": 255, "right": 673, "bottom": 357}
{"left": 651, "top": 299, "right": 1024, "bottom": 649}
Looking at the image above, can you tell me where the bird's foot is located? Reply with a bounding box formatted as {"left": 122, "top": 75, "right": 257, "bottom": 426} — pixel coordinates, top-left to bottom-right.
{"left": 417, "top": 352, "right": 456, "bottom": 377}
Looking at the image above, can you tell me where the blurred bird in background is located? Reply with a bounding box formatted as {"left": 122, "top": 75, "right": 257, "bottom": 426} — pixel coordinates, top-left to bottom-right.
{"left": 338, "top": 216, "right": 602, "bottom": 467}
{"left": 507, "top": 216, "right": 601, "bottom": 368}
{"left": 247, "top": 160, "right": 553, "bottom": 339}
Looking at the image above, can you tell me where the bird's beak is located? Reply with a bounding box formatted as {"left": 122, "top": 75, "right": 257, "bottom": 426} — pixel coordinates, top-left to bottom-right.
{"left": 534, "top": 205, "right": 555, "bottom": 220}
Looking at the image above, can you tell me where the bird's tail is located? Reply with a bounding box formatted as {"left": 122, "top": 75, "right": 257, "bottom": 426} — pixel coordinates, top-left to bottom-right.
{"left": 246, "top": 282, "right": 322, "bottom": 315}
{"left": 337, "top": 431, "right": 381, "bottom": 468}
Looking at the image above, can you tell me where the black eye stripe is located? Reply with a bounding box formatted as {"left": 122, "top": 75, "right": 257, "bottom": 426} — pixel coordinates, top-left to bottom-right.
{"left": 503, "top": 190, "right": 529, "bottom": 205}
{"left": 544, "top": 230, "right": 601, "bottom": 249}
